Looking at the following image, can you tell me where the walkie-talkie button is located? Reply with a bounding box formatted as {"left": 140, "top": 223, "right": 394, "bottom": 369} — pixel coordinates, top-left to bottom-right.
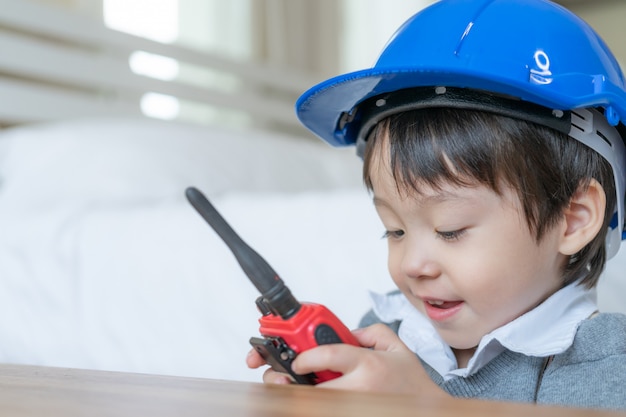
{"left": 280, "top": 348, "right": 296, "bottom": 361}
{"left": 314, "top": 324, "right": 342, "bottom": 345}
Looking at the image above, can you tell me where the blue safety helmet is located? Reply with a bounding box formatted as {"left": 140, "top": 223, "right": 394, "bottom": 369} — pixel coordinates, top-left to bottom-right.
{"left": 296, "top": 0, "right": 626, "bottom": 258}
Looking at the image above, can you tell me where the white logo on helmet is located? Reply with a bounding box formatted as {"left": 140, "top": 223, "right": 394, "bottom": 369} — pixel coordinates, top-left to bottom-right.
{"left": 530, "top": 50, "right": 553, "bottom": 85}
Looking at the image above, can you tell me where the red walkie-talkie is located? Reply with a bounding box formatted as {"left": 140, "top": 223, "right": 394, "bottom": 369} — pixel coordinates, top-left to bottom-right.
{"left": 186, "top": 187, "right": 359, "bottom": 384}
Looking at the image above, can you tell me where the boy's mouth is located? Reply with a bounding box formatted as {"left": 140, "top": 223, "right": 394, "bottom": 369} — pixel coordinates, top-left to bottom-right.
{"left": 423, "top": 299, "right": 464, "bottom": 321}
{"left": 426, "top": 299, "right": 463, "bottom": 309}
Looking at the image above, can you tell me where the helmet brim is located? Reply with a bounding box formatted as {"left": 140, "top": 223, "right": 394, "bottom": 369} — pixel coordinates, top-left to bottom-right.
{"left": 296, "top": 66, "right": 626, "bottom": 147}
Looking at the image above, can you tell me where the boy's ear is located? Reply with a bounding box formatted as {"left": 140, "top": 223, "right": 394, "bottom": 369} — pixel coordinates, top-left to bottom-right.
{"left": 558, "top": 179, "right": 606, "bottom": 255}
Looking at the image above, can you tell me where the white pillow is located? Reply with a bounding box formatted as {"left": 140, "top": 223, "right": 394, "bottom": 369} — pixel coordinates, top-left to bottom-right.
{"left": 0, "top": 117, "right": 363, "bottom": 209}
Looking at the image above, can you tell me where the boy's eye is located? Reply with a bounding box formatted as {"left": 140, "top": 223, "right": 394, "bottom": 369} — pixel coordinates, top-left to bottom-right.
{"left": 436, "top": 229, "right": 466, "bottom": 241}
{"left": 382, "top": 230, "right": 405, "bottom": 239}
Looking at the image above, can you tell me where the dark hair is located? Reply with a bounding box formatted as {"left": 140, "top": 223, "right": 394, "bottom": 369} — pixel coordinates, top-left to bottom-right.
{"left": 362, "top": 108, "right": 616, "bottom": 288}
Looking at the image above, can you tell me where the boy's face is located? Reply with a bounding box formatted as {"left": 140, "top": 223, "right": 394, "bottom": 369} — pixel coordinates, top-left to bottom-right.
{"left": 369, "top": 142, "right": 567, "bottom": 355}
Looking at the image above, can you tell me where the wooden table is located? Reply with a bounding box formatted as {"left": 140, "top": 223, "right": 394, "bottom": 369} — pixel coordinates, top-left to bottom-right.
{"left": 0, "top": 363, "right": 623, "bottom": 417}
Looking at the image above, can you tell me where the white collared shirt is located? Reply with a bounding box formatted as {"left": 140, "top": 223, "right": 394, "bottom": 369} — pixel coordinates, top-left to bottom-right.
{"left": 369, "top": 283, "right": 598, "bottom": 381}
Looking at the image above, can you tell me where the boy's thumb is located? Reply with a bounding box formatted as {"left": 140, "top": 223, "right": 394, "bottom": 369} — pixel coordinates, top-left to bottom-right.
{"left": 352, "top": 324, "right": 408, "bottom": 352}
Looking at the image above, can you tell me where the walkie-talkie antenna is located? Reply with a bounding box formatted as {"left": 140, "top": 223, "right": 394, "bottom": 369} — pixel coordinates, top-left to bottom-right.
{"left": 185, "top": 187, "right": 300, "bottom": 319}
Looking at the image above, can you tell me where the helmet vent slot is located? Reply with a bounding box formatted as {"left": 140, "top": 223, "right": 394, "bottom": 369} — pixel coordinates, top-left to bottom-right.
{"left": 596, "top": 130, "right": 612, "bottom": 147}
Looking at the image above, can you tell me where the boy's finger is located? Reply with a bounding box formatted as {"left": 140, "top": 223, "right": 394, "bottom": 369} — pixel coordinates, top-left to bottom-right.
{"left": 246, "top": 348, "right": 267, "bottom": 368}
{"left": 262, "top": 368, "right": 293, "bottom": 385}
{"left": 292, "top": 343, "right": 360, "bottom": 376}
{"left": 353, "top": 324, "right": 406, "bottom": 352}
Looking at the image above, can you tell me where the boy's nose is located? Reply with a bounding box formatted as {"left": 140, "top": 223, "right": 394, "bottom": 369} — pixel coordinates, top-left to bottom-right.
{"left": 399, "top": 240, "right": 440, "bottom": 280}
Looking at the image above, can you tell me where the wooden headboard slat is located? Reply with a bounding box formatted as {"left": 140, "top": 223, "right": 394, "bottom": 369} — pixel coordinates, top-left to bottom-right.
{"left": 0, "top": 79, "right": 141, "bottom": 124}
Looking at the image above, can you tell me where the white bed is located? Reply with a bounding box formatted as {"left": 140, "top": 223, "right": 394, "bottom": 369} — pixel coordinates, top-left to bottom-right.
{"left": 0, "top": 116, "right": 394, "bottom": 382}
{"left": 0, "top": 0, "right": 623, "bottom": 383}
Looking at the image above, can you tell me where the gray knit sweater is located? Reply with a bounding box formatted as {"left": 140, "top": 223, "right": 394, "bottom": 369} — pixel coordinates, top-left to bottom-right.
{"left": 360, "top": 311, "right": 626, "bottom": 410}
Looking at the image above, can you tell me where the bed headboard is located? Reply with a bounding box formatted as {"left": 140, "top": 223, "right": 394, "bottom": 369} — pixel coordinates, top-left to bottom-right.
{"left": 0, "top": 0, "right": 317, "bottom": 136}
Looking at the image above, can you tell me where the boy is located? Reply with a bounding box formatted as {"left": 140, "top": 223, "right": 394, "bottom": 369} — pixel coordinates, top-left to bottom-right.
{"left": 247, "top": 0, "right": 626, "bottom": 410}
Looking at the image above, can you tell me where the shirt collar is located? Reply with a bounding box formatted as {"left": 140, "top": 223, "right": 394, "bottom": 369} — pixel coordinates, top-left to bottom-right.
{"left": 369, "top": 283, "right": 598, "bottom": 381}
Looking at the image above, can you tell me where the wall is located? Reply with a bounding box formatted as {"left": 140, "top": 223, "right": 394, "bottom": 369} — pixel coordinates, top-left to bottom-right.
{"left": 563, "top": 1, "right": 626, "bottom": 67}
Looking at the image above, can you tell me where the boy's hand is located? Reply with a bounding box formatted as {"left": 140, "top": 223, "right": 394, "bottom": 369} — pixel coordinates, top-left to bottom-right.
{"left": 294, "top": 324, "right": 442, "bottom": 394}
{"left": 246, "top": 324, "right": 446, "bottom": 396}
{"left": 246, "top": 347, "right": 293, "bottom": 385}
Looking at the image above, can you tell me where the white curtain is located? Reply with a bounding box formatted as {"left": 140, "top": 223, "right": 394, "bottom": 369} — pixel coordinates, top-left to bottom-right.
{"left": 248, "top": 0, "right": 434, "bottom": 78}
{"left": 340, "top": 0, "right": 436, "bottom": 72}
{"left": 250, "top": 0, "right": 342, "bottom": 80}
